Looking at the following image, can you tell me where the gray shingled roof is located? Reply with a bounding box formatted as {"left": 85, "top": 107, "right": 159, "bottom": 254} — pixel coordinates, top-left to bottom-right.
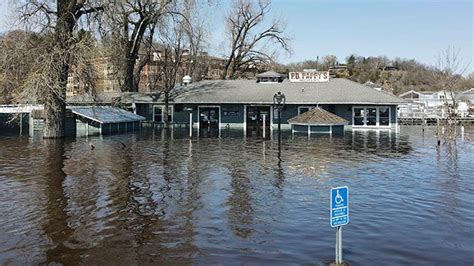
{"left": 288, "top": 107, "right": 348, "bottom": 125}
{"left": 173, "top": 78, "right": 404, "bottom": 105}
{"left": 256, "top": 71, "right": 286, "bottom": 78}
{"left": 67, "top": 78, "right": 404, "bottom": 105}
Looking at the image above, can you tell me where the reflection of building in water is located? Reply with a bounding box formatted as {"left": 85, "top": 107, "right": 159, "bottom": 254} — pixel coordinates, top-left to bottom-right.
{"left": 284, "top": 136, "right": 344, "bottom": 177}
{"left": 226, "top": 159, "right": 255, "bottom": 239}
{"left": 283, "top": 131, "right": 412, "bottom": 176}
{"left": 350, "top": 130, "right": 404, "bottom": 154}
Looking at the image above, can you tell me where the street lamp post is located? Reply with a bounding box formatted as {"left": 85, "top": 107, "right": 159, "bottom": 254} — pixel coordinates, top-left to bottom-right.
{"left": 184, "top": 107, "right": 193, "bottom": 137}
{"left": 273, "top": 91, "right": 286, "bottom": 156}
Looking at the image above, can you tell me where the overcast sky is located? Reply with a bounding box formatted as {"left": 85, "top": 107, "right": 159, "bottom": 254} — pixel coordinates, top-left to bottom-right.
{"left": 1, "top": 0, "right": 472, "bottom": 72}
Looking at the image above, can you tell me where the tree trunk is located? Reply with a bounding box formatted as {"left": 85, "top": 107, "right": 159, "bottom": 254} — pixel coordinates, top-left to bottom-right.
{"left": 43, "top": 0, "right": 75, "bottom": 138}
{"left": 43, "top": 86, "right": 66, "bottom": 138}
{"left": 221, "top": 56, "right": 233, "bottom": 80}
{"left": 125, "top": 59, "right": 138, "bottom": 92}
{"left": 230, "top": 62, "right": 238, "bottom": 79}
{"left": 163, "top": 92, "right": 170, "bottom": 129}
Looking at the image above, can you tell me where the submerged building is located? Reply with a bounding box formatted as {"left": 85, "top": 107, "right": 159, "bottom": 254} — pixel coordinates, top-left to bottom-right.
{"left": 127, "top": 71, "right": 404, "bottom": 133}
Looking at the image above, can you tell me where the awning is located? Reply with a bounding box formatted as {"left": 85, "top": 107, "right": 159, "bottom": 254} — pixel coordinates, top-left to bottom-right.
{"left": 69, "top": 106, "right": 145, "bottom": 124}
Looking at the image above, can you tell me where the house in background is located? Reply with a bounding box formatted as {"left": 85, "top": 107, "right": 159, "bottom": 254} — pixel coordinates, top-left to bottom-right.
{"left": 399, "top": 89, "right": 473, "bottom": 118}
{"left": 456, "top": 88, "right": 474, "bottom": 117}
{"left": 398, "top": 90, "right": 455, "bottom": 118}
{"left": 66, "top": 51, "right": 234, "bottom": 97}
{"left": 66, "top": 57, "right": 120, "bottom": 97}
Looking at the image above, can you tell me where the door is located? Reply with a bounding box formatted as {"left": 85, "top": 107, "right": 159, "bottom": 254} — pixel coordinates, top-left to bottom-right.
{"left": 246, "top": 106, "right": 271, "bottom": 137}
{"left": 199, "top": 107, "right": 220, "bottom": 128}
{"left": 198, "top": 107, "right": 220, "bottom": 138}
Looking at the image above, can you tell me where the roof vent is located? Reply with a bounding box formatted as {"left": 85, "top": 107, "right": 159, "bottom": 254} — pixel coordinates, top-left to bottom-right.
{"left": 183, "top": 75, "right": 192, "bottom": 85}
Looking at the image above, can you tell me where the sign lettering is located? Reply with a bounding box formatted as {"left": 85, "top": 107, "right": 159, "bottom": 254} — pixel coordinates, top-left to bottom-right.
{"left": 289, "top": 71, "right": 329, "bottom": 82}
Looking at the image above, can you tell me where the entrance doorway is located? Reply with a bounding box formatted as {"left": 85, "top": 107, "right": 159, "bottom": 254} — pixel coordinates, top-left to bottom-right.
{"left": 246, "top": 106, "right": 271, "bottom": 137}
{"left": 199, "top": 107, "right": 220, "bottom": 128}
{"left": 198, "top": 106, "right": 220, "bottom": 138}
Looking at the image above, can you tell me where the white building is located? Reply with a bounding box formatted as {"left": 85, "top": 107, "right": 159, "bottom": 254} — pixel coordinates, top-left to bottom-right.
{"left": 455, "top": 88, "right": 474, "bottom": 117}
{"left": 398, "top": 89, "right": 474, "bottom": 119}
{"left": 398, "top": 90, "right": 454, "bottom": 119}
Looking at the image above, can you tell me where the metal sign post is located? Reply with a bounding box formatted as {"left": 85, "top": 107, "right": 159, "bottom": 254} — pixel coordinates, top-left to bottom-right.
{"left": 336, "top": 226, "right": 342, "bottom": 264}
{"left": 330, "top": 186, "right": 349, "bottom": 265}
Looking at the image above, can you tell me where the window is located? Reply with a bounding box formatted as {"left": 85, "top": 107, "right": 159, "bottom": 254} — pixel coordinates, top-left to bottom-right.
{"left": 298, "top": 106, "right": 315, "bottom": 115}
{"left": 379, "top": 107, "right": 390, "bottom": 126}
{"left": 352, "top": 106, "right": 391, "bottom": 127}
{"left": 154, "top": 107, "right": 162, "bottom": 122}
{"left": 366, "top": 108, "right": 377, "bottom": 126}
{"left": 153, "top": 106, "right": 173, "bottom": 122}
{"left": 354, "top": 108, "right": 365, "bottom": 126}
{"left": 258, "top": 77, "right": 280, "bottom": 83}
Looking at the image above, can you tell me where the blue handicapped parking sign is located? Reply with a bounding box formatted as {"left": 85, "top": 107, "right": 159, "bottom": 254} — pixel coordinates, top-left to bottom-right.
{"left": 330, "top": 186, "right": 349, "bottom": 227}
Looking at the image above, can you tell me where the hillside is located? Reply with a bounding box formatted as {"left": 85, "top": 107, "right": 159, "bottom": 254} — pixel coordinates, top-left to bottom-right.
{"left": 284, "top": 55, "right": 474, "bottom": 95}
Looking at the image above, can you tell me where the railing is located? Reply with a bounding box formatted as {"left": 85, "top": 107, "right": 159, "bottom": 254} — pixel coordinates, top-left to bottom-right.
{"left": 398, "top": 100, "right": 452, "bottom": 119}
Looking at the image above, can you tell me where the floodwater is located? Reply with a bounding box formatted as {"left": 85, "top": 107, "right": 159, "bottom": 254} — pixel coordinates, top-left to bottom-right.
{"left": 0, "top": 127, "right": 473, "bottom": 265}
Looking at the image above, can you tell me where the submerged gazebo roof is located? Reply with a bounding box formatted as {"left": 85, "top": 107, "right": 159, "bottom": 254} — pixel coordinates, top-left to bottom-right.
{"left": 288, "top": 107, "right": 348, "bottom": 126}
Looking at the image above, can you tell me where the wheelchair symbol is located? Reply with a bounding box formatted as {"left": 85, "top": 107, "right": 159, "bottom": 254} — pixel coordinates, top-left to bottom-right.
{"left": 335, "top": 189, "right": 344, "bottom": 205}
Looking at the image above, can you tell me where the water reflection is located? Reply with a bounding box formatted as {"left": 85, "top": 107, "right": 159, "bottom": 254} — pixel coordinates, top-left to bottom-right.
{"left": 0, "top": 127, "right": 473, "bottom": 264}
{"left": 41, "top": 139, "right": 79, "bottom": 264}
{"left": 346, "top": 130, "right": 412, "bottom": 156}
{"left": 273, "top": 144, "right": 285, "bottom": 190}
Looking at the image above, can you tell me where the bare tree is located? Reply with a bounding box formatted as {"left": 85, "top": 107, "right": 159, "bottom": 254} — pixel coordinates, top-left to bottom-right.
{"left": 456, "top": 72, "right": 474, "bottom": 91}
{"left": 432, "top": 47, "right": 469, "bottom": 117}
{"left": 0, "top": 30, "right": 38, "bottom": 104}
{"left": 287, "top": 59, "right": 321, "bottom": 72}
{"left": 10, "top": 0, "right": 103, "bottom": 138}
{"left": 138, "top": 0, "right": 209, "bottom": 128}
{"left": 321, "top": 55, "right": 338, "bottom": 70}
{"left": 182, "top": 1, "right": 208, "bottom": 81}
{"left": 221, "top": 0, "right": 289, "bottom": 79}
{"left": 100, "top": 0, "right": 176, "bottom": 92}
{"left": 147, "top": 15, "right": 189, "bottom": 129}
{"left": 431, "top": 47, "right": 470, "bottom": 144}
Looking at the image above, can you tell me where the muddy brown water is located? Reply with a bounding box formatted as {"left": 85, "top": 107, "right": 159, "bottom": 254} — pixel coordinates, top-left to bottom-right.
{"left": 0, "top": 127, "right": 473, "bottom": 265}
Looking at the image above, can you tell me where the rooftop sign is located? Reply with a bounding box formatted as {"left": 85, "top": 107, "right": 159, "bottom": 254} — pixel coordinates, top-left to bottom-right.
{"left": 289, "top": 71, "right": 329, "bottom": 83}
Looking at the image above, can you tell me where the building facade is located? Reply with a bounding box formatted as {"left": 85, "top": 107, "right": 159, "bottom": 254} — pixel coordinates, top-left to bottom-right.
{"left": 66, "top": 51, "right": 237, "bottom": 96}
{"left": 130, "top": 71, "right": 403, "bottom": 132}
{"left": 398, "top": 89, "right": 473, "bottom": 119}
